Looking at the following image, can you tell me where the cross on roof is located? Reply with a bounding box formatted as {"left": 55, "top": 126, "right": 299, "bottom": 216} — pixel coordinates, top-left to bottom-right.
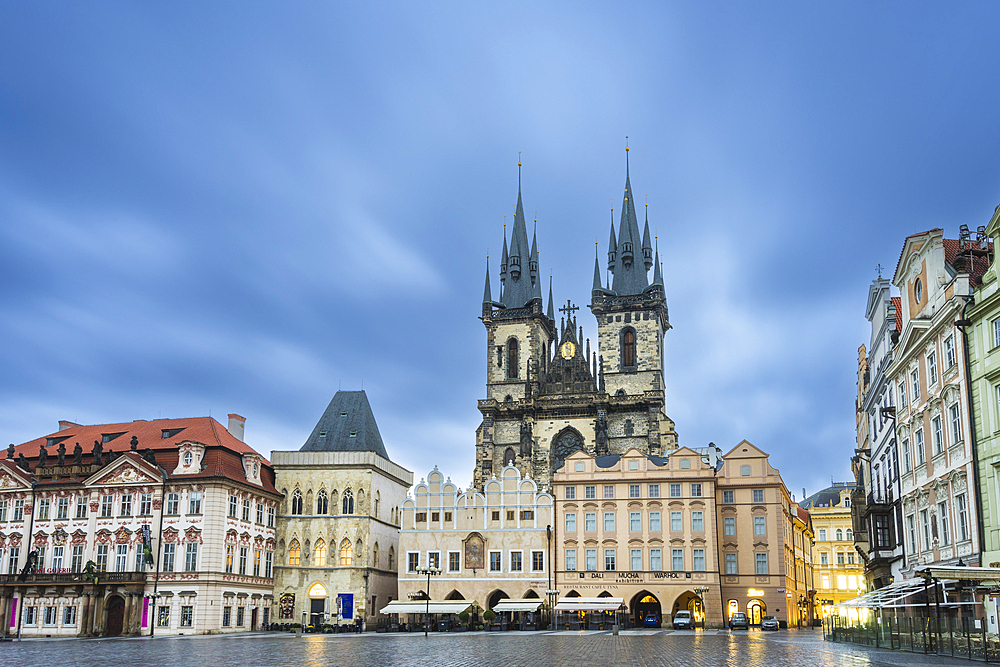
{"left": 559, "top": 300, "right": 579, "bottom": 317}
{"left": 876, "top": 263, "right": 883, "bottom": 279}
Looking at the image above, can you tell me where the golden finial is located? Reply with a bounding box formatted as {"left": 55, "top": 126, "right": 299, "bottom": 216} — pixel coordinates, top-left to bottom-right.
{"left": 625, "top": 135, "right": 629, "bottom": 152}
{"left": 518, "top": 151, "right": 522, "bottom": 167}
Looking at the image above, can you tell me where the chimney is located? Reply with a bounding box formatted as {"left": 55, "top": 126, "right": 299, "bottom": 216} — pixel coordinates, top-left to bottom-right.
{"left": 58, "top": 420, "right": 80, "bottom": 431}
{"left": 227, "top": 414, "right": 246, "bottom": 442}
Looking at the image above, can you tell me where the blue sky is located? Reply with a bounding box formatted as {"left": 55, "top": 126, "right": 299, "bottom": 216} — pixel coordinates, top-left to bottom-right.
{"left": 2, "top": 2, "right": 999, "bottom": 499}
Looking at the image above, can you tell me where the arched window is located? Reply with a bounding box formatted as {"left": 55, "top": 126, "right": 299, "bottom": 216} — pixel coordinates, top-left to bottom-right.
{"left": 846, "top": 529, "right": 853, "bottom": 540}
{"left": 622, "top": 328, "right": 636, "bottom": 368}
{"left": 314, "top": 540, "right": 326, "bottom": 567}
{"left": 625, "top": 419, "right": 634, "bottom": 436}
{"left": 340, "top": 538, "right": 353, "bottom": 566}
{"left": 388, "top": 546, "right": 395, "bottom": 570}
{"left": 836, "top": 528, "right": 843, "bottom": 541}
{"left": 373, "top": 542, "right": 379, "bottom": 568}
{"left": 342, "top": 489, "right": 354, "bottom": 515}
{"left": 291, "top": 490, "right": 303, "bottom": 515}
{"left": 374, "top": 491, "right": 380, "bottom": 519}
{"left": 289, "top": 540, "right": 301, "bottom": 566}
{"left": 316, "top": 490, "right": 328, "bottom": 515}
{"left": 505, "top": 448, "right": 516, "bottom": 466}
{"left": 507, "top": 338, "right": 519, "bottom": 379}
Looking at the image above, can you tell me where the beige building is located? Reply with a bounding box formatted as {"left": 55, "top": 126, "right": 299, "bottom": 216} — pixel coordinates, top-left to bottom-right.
{"left": 1, "top": 415, "right": 279, "bottom": 638}
{"left": 717, "top": 441, "right": 807, "bottom": 628}
{"left": 551, "top": 446, "right": 721, "bottom": 628}
{"left": 272, "top": 391, "right": 412, "bottom": 629}
{"left": 396, "top": 466, "right": 553, "bottom": 623}
{"left": 802, "top": 483, "right": 862, "bottom": 618}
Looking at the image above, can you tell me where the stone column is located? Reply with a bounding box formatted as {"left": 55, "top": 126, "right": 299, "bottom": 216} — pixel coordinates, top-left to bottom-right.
{"left": 81, "top": 593, "right": 92, "bottom": 636}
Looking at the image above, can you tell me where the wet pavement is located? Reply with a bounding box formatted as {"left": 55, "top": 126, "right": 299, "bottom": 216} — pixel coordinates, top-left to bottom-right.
{"left": 1, "top": 627, "right": 982, "bottom": 666}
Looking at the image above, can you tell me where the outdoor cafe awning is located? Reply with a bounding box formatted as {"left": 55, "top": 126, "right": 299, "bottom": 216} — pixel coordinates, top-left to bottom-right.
{"left": 915, "top": 565, "right": 1000, "bottom": 583}
{"left": 379, "top": 600, "right": 476, "bottom": 615}
{"left": 493, "top": 599, "right": 543, "bottom": 612}
{"left": 554, "top": 597, "right": 624, "bottom": 612}
{"left": 835, "top": 578, "right": 927, "bottom": 609}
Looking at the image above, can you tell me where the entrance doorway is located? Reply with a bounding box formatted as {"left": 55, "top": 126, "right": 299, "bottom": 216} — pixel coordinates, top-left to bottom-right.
{"left": 747, "top": 599, "right": 766, "bottom": 625}
{"left": 105, "top": 595, "right": 125, "bottom": 637}
{"left": 672, "top": 591, "right": 705, "bottom": 627}
{"left": 310, "top": 598, "right": 325, "bottom": 628}
{"left": 631, "top": 591, "right": 661, "bottom": 628}
{"left": 251, "top": 607, "right": 258, "bottom": 631}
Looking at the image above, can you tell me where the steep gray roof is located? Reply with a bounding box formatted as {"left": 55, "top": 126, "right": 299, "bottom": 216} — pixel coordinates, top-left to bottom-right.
{"left": 610, "top": 172, "right": 651, "bottom": 296}
{"left": 300, "top": 390, "right": 388, "bottom": 458}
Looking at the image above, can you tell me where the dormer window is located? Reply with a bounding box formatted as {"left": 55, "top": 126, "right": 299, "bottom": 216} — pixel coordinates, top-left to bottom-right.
{"left": 319, "top": 432, "right": 327, "bottom": 438}
{"left": 162, "top": 428, "right": 185, "bottom": 440}
{"left": 349, "top": 431, "right": 357, "bottom": 438}
{"left": 101, "top": 432, "right": 125, "bottom": 443}
{"left": 183, "top": 452, "right": 193, "bottom": 466}
{"left": 340, "top": 412, "right": 348, "bottom": 418}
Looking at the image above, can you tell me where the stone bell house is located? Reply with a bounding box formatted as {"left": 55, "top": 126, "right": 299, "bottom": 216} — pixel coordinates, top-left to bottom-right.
{"left": 271, "top": 391, "right": 412, "bottom": 629}
{"left": 397, "top": 465, "right": 553, "bottom": 612}
{"left": 0, "top": 414, "right": 280, "bottom": 638}
{"left": 889, "top": 228, "right": 987, "bottom": 576}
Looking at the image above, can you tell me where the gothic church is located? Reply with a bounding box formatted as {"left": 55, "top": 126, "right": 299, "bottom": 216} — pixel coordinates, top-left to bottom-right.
{"left": 474, "top": 155, "right": 679, "bottom": 491}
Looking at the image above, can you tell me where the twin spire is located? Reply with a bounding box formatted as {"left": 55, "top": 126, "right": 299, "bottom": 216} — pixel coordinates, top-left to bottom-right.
{"left": 486, "top": 146, "right": 664, "bottom": 312}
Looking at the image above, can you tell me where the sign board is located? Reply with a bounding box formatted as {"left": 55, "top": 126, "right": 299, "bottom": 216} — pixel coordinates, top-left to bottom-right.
{"left": 338, "top": 593, "right": 354, "bottom": 621}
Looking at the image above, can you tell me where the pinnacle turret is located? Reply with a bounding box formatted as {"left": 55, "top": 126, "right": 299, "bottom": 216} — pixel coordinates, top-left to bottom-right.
{"left": 483, "top": 257, "right": 492, "bottom": 303}
{"left": 547, "top": 275, "right": 555, "bottom": 321}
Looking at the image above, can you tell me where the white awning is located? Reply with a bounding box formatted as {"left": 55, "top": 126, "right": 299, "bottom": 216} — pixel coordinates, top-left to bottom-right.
{"left": 916, "top": 565, "right": 1000, "bottom": 582}
{"left": 379, "top": 600, "right": 475, "bottom": 615}
{"left": 835, "top": 578, "right": 930, "bottom": 609}
{"left": 554, "top": 596, "right": 624, "bottom": 612}
{"left": 493, "top": 599, "right": 543, "bottom": 612}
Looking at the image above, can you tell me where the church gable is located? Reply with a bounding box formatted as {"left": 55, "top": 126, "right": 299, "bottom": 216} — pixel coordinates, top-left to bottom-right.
{"left": 0, "top": 461, "right": 32, "bottom": 490}
{"left": 86, "top": 454, "right": 162, "bottom": 487}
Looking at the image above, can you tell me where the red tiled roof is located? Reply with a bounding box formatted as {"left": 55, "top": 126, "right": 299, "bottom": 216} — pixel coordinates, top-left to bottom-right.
{"left": 891, "top": 296, "right": 902, "bottom": 332}
{"left": 943, "top": 238, "right": 993, "bottom": 287}
{"left": 8, "top": 416, "right": 277, "bottom": 494}
{"left": 797, "top": 506, "right": 810, "bottom": 523}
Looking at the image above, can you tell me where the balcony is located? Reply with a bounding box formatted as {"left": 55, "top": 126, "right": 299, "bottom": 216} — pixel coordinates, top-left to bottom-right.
{"left": 865, "top": 489, "right": 895, "bottom": 512}
{"left": 0, "top": 571, "right": 147, "bottom": 585}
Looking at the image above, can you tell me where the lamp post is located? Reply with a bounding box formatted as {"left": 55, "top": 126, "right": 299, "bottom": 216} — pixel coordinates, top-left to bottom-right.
{"left": 415, "top": 567, "right": 441, "bottom": 637}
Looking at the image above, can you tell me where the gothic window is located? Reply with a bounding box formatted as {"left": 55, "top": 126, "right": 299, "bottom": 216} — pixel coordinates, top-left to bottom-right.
{"left": 374, "top": 491, "right": 380, "bottom": 519}
{"left": 621, "top": 328, "right": 636, "bottom": 369}
{"left": 505, "top": 448, "right": 516, "bottom": 466}
{"left": 342, "top": 489, "right": 354, "bottom": 515}
{"left": 507, "top": 338, "right": 519, "bottom": 379}
{"left": 552, "top": 429, "right": 584, "bottom": 472}
{"left": 504, "top": 395, "right": 513, "bottom": 403}
{"left": 288, "top": 540, "right": 301, "bottom": 566}
{"left": 291, "top": 491, "right": 303, "bottom": 516}
{"left": 625, "top": 420, "right": 634, "bottom": 436}
{"left": 316, "top": 490, "right": 328, "bottom": 515}
{"left": 373, "top": 542, "right": 379, "bottom": 568}
{"left": 340, "top": 538, "right": 353, "bottom": 566}
{"left": 314, "top": 540, "right": 326, "bottom": 567}
{"left": 388, "top": 546, "right": 395, "bottom": 570}
{"left": 616, "top": 389, "right": 626, "bottom": 397}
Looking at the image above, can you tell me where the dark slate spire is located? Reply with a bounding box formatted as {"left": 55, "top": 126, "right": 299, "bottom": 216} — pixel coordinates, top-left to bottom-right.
{"left": 531, "top": 221, "right": 542, "bottom": 300}
{"left": 592, "top": 244, "right": 604, "bottom": 293}
{"left": 500, "top": 222, "right": 508, "bottom": 299}
{"left": 483, "top": 256, "right": 492, "bottom": 303}
{"left": 501, "top": 161, "right": 536, "bottom": 308}
{"left": 607, "top": 213, "right": 617, "bottom": 272}
{"left": 301, "top": 390, "right": 389, "bottom": 458}
{"left": 547, "top": 275, "right": 555, "bottom": 320}
{"left": 653, "top": 243, "right": 663, "bottom": 286}
{"left": 642, "top": 203, "right": 653, "bottom": 271}
{"left": 609, "top": 160, "right": 650, "bottom": 296}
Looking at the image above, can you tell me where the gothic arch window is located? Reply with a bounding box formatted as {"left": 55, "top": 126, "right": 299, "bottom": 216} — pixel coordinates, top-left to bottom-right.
{"left": 507, "top": 338, "right": 519, "bottom": 379}
{"left": 340, "top": 538, "right": 353, "bottom": 566}
{"left": 616, "top": 389, "right": 626, "bottom": 397}
{"left": 356, "top": 539, "right": 364, "bottom": 565}
{"left": 505, "top": 448, "right": 516, "bottom": 466}
{"left": 625, "top": 420, "right": 634, "bottom": 436}
{"left": 373, "top": 542, "right": 379, "bottom": 568}
{"left": 374, "top": 491, "right": 380, "bottom": 519}
{"left": 621, "top": 328, "right": 636, "bottom": 369}
{"left": 551, "top": 428, "right": 585, "bottom": 473}
{"left": 314, "top": 539, "right": 326, "bottom": 567}
{"left": 504, "top": 395, "right": 513, "bottom": 403}
{"left": 316, "top": 489, "right": 328, "bottom": 515}
{"left": 291, "top": 490, "right": 303, "bottom": 515}
{"left": 388, "top": 546, "right": 395, "bottom": 570}
{"left": 288, "top": 539, "right": 301, "bottom": 566}
{"left": 342, "top": 489, "right": 354, "bottom": 515}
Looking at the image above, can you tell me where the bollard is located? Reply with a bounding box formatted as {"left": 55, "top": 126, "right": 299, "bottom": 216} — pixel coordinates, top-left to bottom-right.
{"left": 613, "top": 624, "right": 619, "bottom": 635}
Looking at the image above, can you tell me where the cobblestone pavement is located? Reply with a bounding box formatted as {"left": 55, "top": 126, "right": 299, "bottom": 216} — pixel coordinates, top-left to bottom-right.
{"left": 2, "top": 628, "right": 982, "bottom": 667}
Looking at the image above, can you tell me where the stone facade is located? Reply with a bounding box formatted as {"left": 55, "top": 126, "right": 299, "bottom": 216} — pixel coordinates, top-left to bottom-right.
{"left": 271, "top": 450, "right": 411, "bottom": 629}
{"left": 397, "top": 466, "right": 552, "bottom": 616}
{"left": 802, "top": 483, "right": 863, "bottom": 617}
{"left": 0, "top": 415, "right": 280, "bottom": 638}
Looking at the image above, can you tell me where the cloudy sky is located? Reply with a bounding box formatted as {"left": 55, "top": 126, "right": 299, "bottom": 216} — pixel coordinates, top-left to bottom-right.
{"left": 2, "top": 2, "right": 999, "bottom": 499}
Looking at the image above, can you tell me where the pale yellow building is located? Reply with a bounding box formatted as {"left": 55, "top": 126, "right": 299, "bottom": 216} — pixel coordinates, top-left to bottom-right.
{"left": 272, "top": 391, "right": 412, "bottom": 629}
{"left": 552, "top": 446, "right": 722, "bottom": 628}
{"left": 396, "top": 465, "right": 553, "bottom": 624}
{"left": 801, "top": 482, "right": 863, "bottom": 618}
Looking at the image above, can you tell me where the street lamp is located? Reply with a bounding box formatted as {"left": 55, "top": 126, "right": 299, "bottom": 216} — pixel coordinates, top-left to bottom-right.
{"left": 415, "top": 567, "right": 441, "bottom": 637}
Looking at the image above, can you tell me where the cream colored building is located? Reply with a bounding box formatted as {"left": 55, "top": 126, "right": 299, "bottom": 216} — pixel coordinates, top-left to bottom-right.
{"left": 802, "top": 482, "right": 862, "bottom": 618}
{"left": 552, "top": 446, "right": 722, "bottom": 628}
{"left": 396, "top": 465, "right": 553, "bottom": 623}
{"left": 717, "top": 441, "right": 807, "bottom": 628}
{"left": 272, "top": 391, "right": 412, "bottom": 629}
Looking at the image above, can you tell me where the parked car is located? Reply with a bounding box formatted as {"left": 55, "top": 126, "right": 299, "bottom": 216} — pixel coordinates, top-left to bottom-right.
{"left": 761, "top": 615, "right": 779, "bottom": 631}
{"left": 672, "top": 610, "right": 694, "bottom": 629}
{"left": 643, "top": 613, "right": 659, "bottom": 628}
{"left": 728, "top": 612, "right": 749, "bottom": 630}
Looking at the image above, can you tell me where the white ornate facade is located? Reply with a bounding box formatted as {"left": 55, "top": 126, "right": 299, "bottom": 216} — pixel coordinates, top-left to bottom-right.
{"left": 0, "top": 415, "right": 280, "bottom": 637}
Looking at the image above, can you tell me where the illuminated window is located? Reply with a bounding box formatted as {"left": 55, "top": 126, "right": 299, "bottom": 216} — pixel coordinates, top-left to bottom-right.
{"left": 314, "top": 540, "right": 326, "bottom": 567}
{"left": 289, "top": 540, "right": 301, "bottom": 566}
{"left": 340, "top": 539, "right": 353, "bottom": 566}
